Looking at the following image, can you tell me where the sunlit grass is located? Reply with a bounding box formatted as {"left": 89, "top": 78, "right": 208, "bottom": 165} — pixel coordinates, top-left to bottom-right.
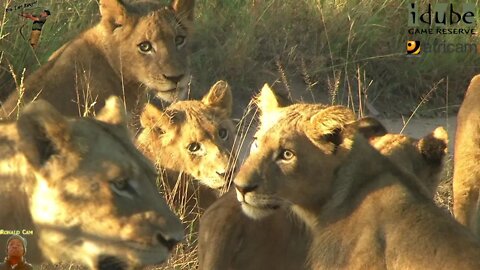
{"left": 0, "top": 0, "right": 473, "bottom": 268}
{"left": 1, "top": 0, "right": 478, "bottom": 116}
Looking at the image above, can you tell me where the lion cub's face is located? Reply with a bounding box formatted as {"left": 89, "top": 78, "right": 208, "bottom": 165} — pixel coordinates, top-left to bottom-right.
{"left": 234, "top": 84, "right": 448, "bottom": 220}
{"left": 234, "top": 85, "right": 356, "bottom": 219}
{"left": 100, "top": 0, "right": 195, "bottom": 102}
{"left": 16, "top": 97, "right": 183, "bottom": 269}
{"left": 137, "top": 81, "right": 235, "bottom": 189}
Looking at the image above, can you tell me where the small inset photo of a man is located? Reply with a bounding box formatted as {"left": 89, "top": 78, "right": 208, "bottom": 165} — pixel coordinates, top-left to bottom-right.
{"left": 19, "top": 9, "right": 51, "bottom": 49}
{"left": 0, "top": 235, "right": 33, "bottom": 270}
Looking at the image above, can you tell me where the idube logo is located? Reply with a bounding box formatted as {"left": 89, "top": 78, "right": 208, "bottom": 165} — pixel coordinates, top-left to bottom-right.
{"left": 407, "top": 3, "right": 476, "bottom": 35}
{"left": 408, "top": 3, "right": 475, "bottom": 27}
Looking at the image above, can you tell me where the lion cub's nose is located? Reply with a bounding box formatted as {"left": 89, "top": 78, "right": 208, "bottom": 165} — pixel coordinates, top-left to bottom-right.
{"left": 235, "top": 183, "right": 258, "bottom": 196}
{"left": 164, "top": 74, "right": 184, "bottom": 84}
{"left": 154, "top": 231, "right": 181, "bottom": 251}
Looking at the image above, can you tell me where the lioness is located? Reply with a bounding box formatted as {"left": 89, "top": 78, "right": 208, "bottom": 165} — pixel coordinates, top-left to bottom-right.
{"left": 453, "top": 74, "right": 480, "bottom": 235}
{"left": 198, "top": 85, "right": 449, "bottom": 270}
{"left": 233, "top": 85, "right": 480, "bottom": 269}
{"left": 0, "top": 97, "right": 184, "bottom": 269}
{"left": 136, "top": 80, "right": 236, "bottom": 212}
{"left": 1, "top": 0, "right": 194, "bottom": 118}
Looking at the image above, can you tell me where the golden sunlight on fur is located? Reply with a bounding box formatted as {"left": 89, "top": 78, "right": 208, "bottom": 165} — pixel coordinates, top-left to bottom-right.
{"left": 231, "top": 84, "right": 480, "bottom": 270}
{"left": 370, "top": 126, "right": 448, "bottom": 197}
{"left": 199, "top": 128, "right": 450, "bottom": 270}
{"left": 136, "top": 80, "right": 235, "bottom": 203}
{"left": 0, "top": 97, "right": 183, "bottom": 270}
{"left": 198, "top": 84, "right": 450, "bottom": 270}
{"left": 0, "top": 0, "right": 195, "bottom": 119}
{"left": 136, "top": 80, "right": 236, "bottom": 269}
{"left": 453, "top": 74, "right": 480, "bottom": 236}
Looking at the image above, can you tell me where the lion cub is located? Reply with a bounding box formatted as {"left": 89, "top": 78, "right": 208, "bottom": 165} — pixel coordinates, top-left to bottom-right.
{"left": 1, "top": 0, "right": 194, "bottom": 118}
{"left": 233, "top": 84, "right": 480, "bottom": 270}
{"left": 136, "top": 80, "right": 236, "bottom": 213}
{"left": 198, "top": 85, "right": 449, "bottom": 270}
{"left": 453, "top": 74, "right": 480, "bottom": 235}
{"left": 0, "top": 97, "right": 183, "bottom": 269}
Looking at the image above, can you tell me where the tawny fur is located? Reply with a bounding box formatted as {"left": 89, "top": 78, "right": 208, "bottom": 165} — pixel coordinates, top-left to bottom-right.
{"left": 199, "top": 129, "right": 449, "bottom": 270}
{"left": 0, "top": 97, "right": 183, "bottom": 269}
{"left": 453, "top": 74, "right": 480, "bottom": 235}
{"left": 233, "top": 84, "right": 480, "bottom": 270}
{"left": 370, "top": 126, "right": 448, "bottom": 197}
{"left": 1, "top": 0, "right": 194, "bottom": 119}
{"left": 136, "top": 81, "right": 236, "bottom": 216}
{"left": 198, "top": 85, "right": 449, "bottom": 270}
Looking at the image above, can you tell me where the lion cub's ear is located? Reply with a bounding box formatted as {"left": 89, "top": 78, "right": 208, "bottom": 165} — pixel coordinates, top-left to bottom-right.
{"left": 96, "top": 96, "right": 127, "bottom": 126}
{"left": 140, "top": 104, "right": 184, "bottom": 133}
{"left": 334, "top": 117, "right": 387, "bottom": 148}
{"left": 99, "top": 0, "right": 128, "bottom": 30}
{"left": 202, "top": 80, "right": 232, "bottom": 118}
{"left": 306, "top": 106, "right": 356, "bottom": 146}
{"left": 16, "top": 100, "right": 71, "bottom": 168}
{"left": 349, "top": 117, "right": 387, "bottom": 140}
{"left": 140, "top": 103, "right": 165, "bottom": 132}
{"left": 255, "top": 84, "right": 292, "bottom": 126}
{"left": 171, "top": 0, "right": 195, "bottom": 22}
{"left": 417, "top": 126, "right": 448, "bottom": 165}
{"left": 256, "top": 84, "right": 291, "bottom": 115}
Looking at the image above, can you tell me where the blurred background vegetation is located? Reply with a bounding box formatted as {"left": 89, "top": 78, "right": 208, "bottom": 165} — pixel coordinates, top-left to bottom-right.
{"left": 1, "top": 0, "right": 479, "bottom": 118}
{"left": 0, "top": 1, "right": 477, "bottom": 268}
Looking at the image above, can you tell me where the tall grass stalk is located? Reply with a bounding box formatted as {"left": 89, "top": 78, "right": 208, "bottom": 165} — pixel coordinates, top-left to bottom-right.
{"left": 0, "top": 0, "right": 477, "bottom": 268}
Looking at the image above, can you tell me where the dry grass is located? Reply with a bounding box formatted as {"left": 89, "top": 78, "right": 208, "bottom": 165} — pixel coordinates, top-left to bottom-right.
{"left": 7, "top": 44, "right": 458, "bottom": 270}
{"left": 2, "top": 0, "right": 479, "bottom": 117}
{"left": 434, "top": 157, "right": 454, "bottom": 213}
{"left": 0, "top": 0, "right": 471, "bottom": 269}
{"left": 152, "top": 58, "right": 457, "bottom": 270}
{"left": 154, "top": 99, "right": 260, "bottom": 269}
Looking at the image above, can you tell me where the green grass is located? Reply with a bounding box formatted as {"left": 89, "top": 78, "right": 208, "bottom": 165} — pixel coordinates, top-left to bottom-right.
{"left": 1, "top": 0, "right": 479, "bottom": 117}
{"left": 0, "top": 1, "right": 471, "bottom": 269}
{"left": 0, "top": 0, "right": 98, "bottom": 100}
{"left": 190, "top": 0, "right": 480, "bottom": 117}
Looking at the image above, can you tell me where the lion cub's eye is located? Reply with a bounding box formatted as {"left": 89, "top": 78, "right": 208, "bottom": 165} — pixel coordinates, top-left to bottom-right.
{"left": 279, "top": 149, "right": 295, "bottom": 161}
{"left": 110, "top": 178, "right": 130, "bottom": 191}
{"left": 218, "top": 128, "right": 228, "bottom": 140}
{"left": 110, "top": 177, "right": 137, "bottom": 198}
{"left": 138, "top": 41, "right": 153, "bottom": 53}
{"left": 187, "top": 142, "right": 201, "bottom": 153}
{"left": 153, "top": 127, "right": 164, "bottom": 135}
{"left": 175, "top": 35, "right": 186, "bottom": 48}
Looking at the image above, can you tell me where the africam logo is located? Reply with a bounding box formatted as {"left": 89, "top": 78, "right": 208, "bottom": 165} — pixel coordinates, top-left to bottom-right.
{"left": 406, "top": 41, "right": 421, "bottom": 55}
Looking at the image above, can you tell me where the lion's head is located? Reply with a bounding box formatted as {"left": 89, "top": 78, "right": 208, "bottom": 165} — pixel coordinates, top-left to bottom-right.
{"left": 233, "top": 84, "right": 357, "bottom": 219}
{"left": 233, "top": 84, "right": 448, "bottom": 220}
{"left": 198, "top": 119, "right": 448, "bottom": 270}
{"left": 137, "top": 80, "right": 235, "bottom": 190}
{"left": 10, "top": 97, "right": 184, "bottom": 269}
{"left": 98, "top": 0, "right": 195, "bottom": 102}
